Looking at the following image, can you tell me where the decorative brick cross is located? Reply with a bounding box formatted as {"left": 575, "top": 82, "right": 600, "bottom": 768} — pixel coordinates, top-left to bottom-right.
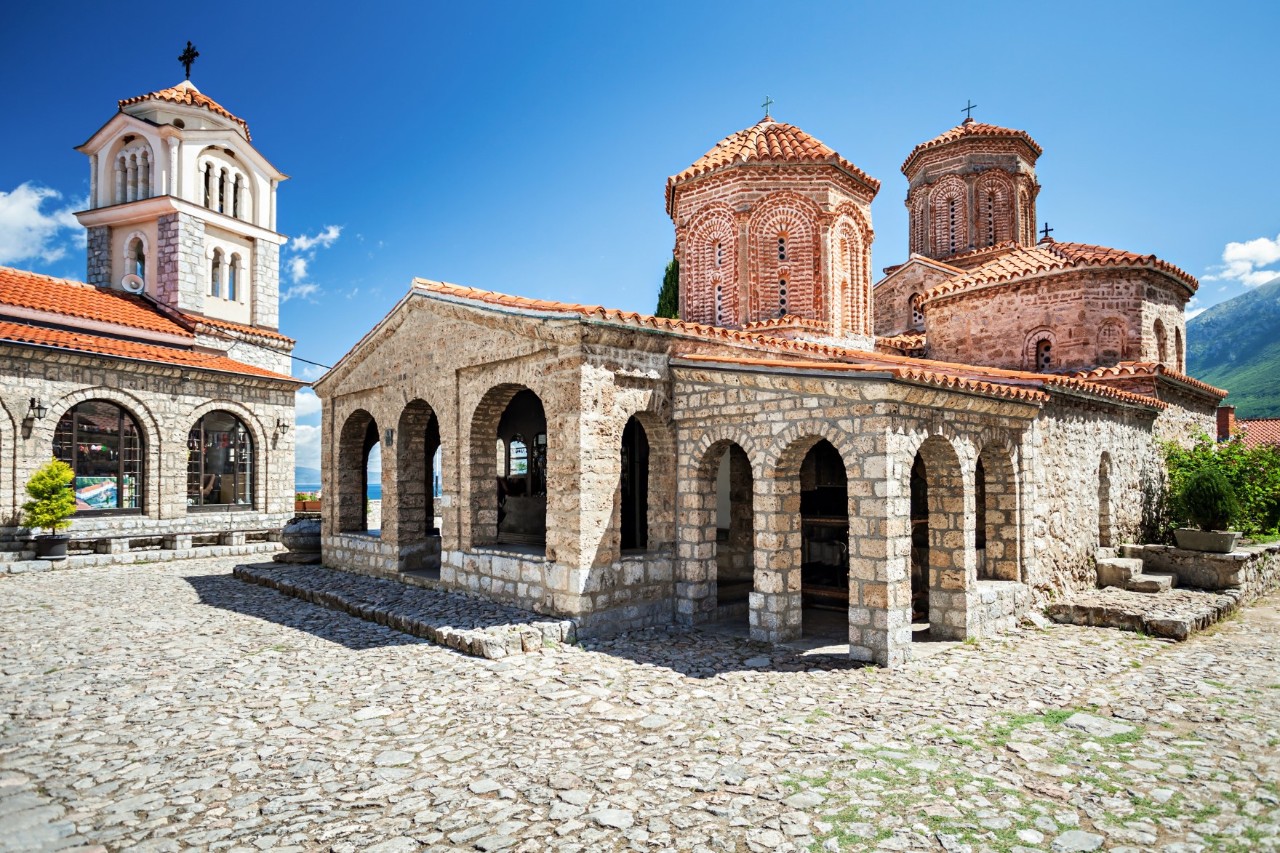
{"left": 179, "top": 41, "right": 199, "bottom": 80}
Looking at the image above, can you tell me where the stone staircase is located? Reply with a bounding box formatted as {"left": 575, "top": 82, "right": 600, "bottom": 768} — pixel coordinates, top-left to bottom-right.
{"left": 1095, "top": 546, "right": 1177, "bottom": 594}
{"left": 0, "top": 540, "right": 45, "bottom": 574}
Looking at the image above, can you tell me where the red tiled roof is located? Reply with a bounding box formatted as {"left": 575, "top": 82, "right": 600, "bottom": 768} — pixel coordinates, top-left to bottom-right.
{"left": 877, "top": 331, "right": 927, "bottom": 352}
{"left": 741, "top": 315, "right": 833, "bottom": 334}
{"left": 1241, "top": 419, "right": 1280, "bottom": 449}
{"left": 0, "top": 266, "right": 193, "bottom": 338}
{"left": 925, "top": 241, "right": 1198, "bottom": 300}
{"left": 667, "top": 118, "right": 879, "bottom": 199}
{"left": 413, "top": 279, "right": 1165, "bottom": 411}
{"left": 901, "top": 119, "right": 1042, "bottom": 175}
{"left": 0, "top": 320, "right": 297, "bottom": 381}
{"left": 118, "top": 81, "right": 251, "bottom": 140}
{"left": 1075, "top": 362, "right": 1227, "bottom": 399}
{"left": 190, "top": 313, "right": 294, "bottom": 345}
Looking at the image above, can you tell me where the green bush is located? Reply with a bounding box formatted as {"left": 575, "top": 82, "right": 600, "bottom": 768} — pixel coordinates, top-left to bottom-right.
{"left": 1164, "top": 436, "right": 1280, "bottom": 536}
{"left": 22, "top": 459, "right": 76, "bottom": 534}
{"left": 1179, "top": 466, "right": 1238, "bottom": 531}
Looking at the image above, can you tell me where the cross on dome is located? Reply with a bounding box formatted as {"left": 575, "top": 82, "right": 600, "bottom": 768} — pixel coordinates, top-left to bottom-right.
{"left": 761, "top": 95, "right": 774, "bottom": 120}
{"left": 178, "top": 41, "right": 199, "bottom": 80}
{"left": 961, "top": 99, "right": 978, "bottom": 122}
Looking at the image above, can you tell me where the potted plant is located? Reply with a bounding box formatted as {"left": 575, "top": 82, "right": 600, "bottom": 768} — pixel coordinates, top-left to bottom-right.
{"left": 1172, "top": 465, "right": 1241, "bottom": 553}
{"left": 23, "top": 459, "right": 77, "bottom": 560}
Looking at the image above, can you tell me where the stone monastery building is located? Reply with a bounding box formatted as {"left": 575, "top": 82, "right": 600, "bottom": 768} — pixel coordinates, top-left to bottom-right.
{"left": 316, "top": 111, "right": 1228, "bottom": 669}
{"left": 0, "top": 80, "right": 301, "bottom": 547}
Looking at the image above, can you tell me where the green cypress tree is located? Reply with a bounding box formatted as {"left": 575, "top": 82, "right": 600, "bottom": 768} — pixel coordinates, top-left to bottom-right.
{"left": 655, "top": 257, "right": 679, "bottom": 319}
{"left": 23, "top": 459, "right": 76, "bottom": 534}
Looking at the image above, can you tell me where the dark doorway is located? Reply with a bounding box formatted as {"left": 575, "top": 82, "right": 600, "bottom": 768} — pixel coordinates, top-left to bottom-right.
{"left": 620, "top": 417, "right": 649, "bottom": 551}
{"left": 799, "top": 440, "right": 849, "bottom": 617}
{"left": 910, "top": 453, "right": 929, "bottom": 626}
{"left": 495, "top": 389, "right": 547, "bottom": 548}
{"left": 713, "top": 444, "right": 754, "bottom": 624}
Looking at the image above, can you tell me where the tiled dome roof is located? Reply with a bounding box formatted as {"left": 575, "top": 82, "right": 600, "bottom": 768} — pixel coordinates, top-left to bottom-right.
{"left": 118, "top": 80, "right": 251, "bottom": 140}
{"left": 902, "top": 118, "right": 1041, "bottom": 176}
{"left": 668, "top": 118, "right": 879, "bottom": 200}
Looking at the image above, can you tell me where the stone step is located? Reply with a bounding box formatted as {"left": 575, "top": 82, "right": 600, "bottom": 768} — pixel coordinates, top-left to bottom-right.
{"left": 1096, "top": 547, "right": 1119, "bottom": 561}
{"left": 0, "top": 549, "right": 36, "bottom": 563}
{"left": 1127, "top": 572, "right": 1176, "bottom": 594}
{"left": 1119, "top": 544, "right": 1146, "bottom": 559}
{"left": 234, "top": 563, "right": 575, "bottom": 660}
{"left": 4, "top": 559, "right": 54, "bottom": 573}
{"left": 1097, "top": 557, "right": 1144, "bottom": 589}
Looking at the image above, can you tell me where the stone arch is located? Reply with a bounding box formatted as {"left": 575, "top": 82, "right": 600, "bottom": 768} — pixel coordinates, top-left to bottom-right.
{"left": 1096, "top": 318, "right": 1126, "bottom": 367}
{"left": 908, "top": 189, "right": 928, "bottom": 255}
{"left": 1024, "top": 327, "right": 1057, "bottom": 372}
{"left": 930, "top": 176, "right": 969, "bottom": 257}
{"left": 975, "top": 173, "right": 1014, "bottom": 247}
{"left": 615, "top": 409, "right": 676, "bottom": 554}
{"left": 0, "top": 397, "right": 16, "bottom": 525}
{"left": 182, "top": 398, "right": 270, "bottom": 512}
{"left": 685, "top": 204, "right": 738, "bottom": 326}
{"left": 909, "top": 291, "right": 925, "bottom": 330}
{"left": 747, "top": 192, "right": 822, "bottom": 322}
{"left": 1153, "top": 319, "right": 1169, "bottom": 364}
{"left": 1098, "top": 452, "right": 1113, "bottom": 548}
{"left": 44, "top": 386, "right": 162, "bottom": 517}
{"left": 1018, "top": 187, "right": 1034, "bottom": 245}
{"left": 976, "top": 440, "right": 1020, "bottom": 581}
{"left": 680, "top": 438, "right": 756, "bottom": 626}
{"left": 908, "top": 432, "right": 972, "bottom": 640}
{"left": 394, "top": 398, "right": 442, "bottom": 569}
{"left": 468, "top": 384, "right": 548, "bottom": 551}
{"left": 337, "top": 409, "right": 380, "bottom": 533}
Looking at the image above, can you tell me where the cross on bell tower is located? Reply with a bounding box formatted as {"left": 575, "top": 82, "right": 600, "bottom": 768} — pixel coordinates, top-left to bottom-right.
{"left": 178, "top": 41, "right": 199, "bottom": 80}
{"left": 761, "top": 95, "right": 774, "bottom": 120}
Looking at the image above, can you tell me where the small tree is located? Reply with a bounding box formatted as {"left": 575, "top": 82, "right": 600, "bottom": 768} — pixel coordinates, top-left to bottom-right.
{"left": 1179, "top": 465, "right": 1239, "bottom": 532}
{"left": 22, "top": 459, "right": 76, "bottom": 535}
{"left": 655, "top": 257, "right": 679, "bottom": 319}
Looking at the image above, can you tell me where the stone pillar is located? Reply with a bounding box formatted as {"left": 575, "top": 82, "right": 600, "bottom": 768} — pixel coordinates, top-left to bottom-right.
{"left": 849, "top": 441, "right": 912, "bottom": 668}
{"left": 168, "top": 138, "right": 180, "bottom": 198}
{"left": 114, "top": 160, "right": 124, "bottom": 206}
{"left": 927, "top": 456, "right": 977, "bottom": 641}
{"left": 673, "top": 440, "right": 716, "bottom": 626}
{"left": 749, "top": 475, "right": 802, "bottom": 643}
{"left": 86, "top": 226, "right": 112, "bottom": 288}
{"left": 88, "top": 155, "right": 98, "bottom": 208}
{"left": 126, "top": 155, "right": 137, "bottom": 203}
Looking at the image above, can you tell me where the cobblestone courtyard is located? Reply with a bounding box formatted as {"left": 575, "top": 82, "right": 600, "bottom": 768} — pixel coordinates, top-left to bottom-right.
{"left": 2, "top": 557, "right": 1278, "bottom": 852}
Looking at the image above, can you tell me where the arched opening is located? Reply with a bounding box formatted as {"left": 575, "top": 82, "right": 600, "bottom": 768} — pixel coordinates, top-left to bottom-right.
{"left": 186, "top": 410, "right": 253, "bottom": 509}
{"left": 53, "top": 400, "right": 144, "bottom": 513}
{"left": 1175, "top": 326, "right": 1184, "bottom": 373}
{"left": 909, "top": 292, "right": 924, "bottom": 330}
{"left": 911, "top": 436, "right": 970, "bottom": 640}
{"left": 471, "top": 386, "right": 547, "bottom": 552}
{"left": 1153, "top": 319, "right": 1168, "bottom": 364}
{"left": 338, "top": 410, "right": 381, "bottom": 534}
{"left": 710, "top": 442, "right": 754, "bottom": 625}
{"left": 128, "top": 237, "right": 145, "bottom": 283}
{"left": 228, "top": 254, "right": 240, "bottom": 302}
{"left": 620, "top": 416, "right": 649, "bottom": 552}
{"left": 209, "top": 249, "right": 222, "bottom": 298}
{"left": 1036, "top": 338, "right": 1053, "bottom": 371}
{"left": 977, "top": 444, "right": 1020, "bottom": 581}
{"left": 799, "top": 440, "right": 849, "bottom": 633}
{"left": 1098, "top": 453, "right": 1113, "bottom": 548}
{"left": 397, "top": 400, "right": 441, "bottom": 573}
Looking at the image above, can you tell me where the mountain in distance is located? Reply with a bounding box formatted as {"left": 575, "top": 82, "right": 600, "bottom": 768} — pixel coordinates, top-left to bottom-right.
{"left": 1187, "top": 275, "right": 1280, "bottom": 418}
{"left": 295, "top": 466, "right": 322, "bottom": 487}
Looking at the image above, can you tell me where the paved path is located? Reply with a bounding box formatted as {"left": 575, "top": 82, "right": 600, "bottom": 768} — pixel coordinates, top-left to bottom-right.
{"left": 1, "top": 556, "right": 1278, "bottom": 852}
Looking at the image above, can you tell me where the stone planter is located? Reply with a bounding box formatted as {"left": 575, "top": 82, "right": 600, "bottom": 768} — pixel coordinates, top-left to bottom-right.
{"left": 34, "top": 534, "right": 69, "bottom": 560}
{"left": 275, "top": 515, "right": 322, "bottom": 564}
{"left": 1173, "top": 528, "right": 1241, "bottom": 554}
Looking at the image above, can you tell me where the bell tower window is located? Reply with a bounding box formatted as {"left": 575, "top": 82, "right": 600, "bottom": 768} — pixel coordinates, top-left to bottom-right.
{"left": 714, "top": 283, "right": 723, "bottom": 324}
{"left": 778, "top": 278, "right": 789, "bottom": 316}
{"left": 715, "top": 241, "right": 723, "bottom": 267}
{"left": 1036, "top": 339, "right": 1052, "bottom": 371}
{"left": 129, "top": 238, "right": 145, "bottom": 281}
{"left": 228, "top": 254, "right": 240, "bottom": 301}
{"left": 777, "top": 234, "right": 787, "bottom": 261}
{"left": 210, "top": 249, "right": 223, "bottom": 298}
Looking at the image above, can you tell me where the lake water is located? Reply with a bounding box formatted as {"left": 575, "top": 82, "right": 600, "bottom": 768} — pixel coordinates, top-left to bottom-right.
{"left": 295, "top": 483, "right": 382, "bottom": 499}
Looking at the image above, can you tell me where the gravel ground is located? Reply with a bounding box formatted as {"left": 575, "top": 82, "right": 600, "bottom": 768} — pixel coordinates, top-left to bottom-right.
{"left": 1, "top": 556, "right": 1278, "bottom": 852}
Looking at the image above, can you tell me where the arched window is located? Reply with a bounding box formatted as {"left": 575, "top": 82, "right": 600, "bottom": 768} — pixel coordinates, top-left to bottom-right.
{"left": 715, "top": 241, "right": 723, "bottom": 267}
{"left": 186, "top": 411, "right": 253, "bottom": 508}
{"left": 53, "top": 401, "right": 144, "bottom": 512}
{"left": 1154, "top": 319, "right": 1169, "bottom": 363}
{"left": 909, "top": 292, "right": 924, "bottom": 329}
{"left": 128, "top": 237, "right": 145, "bottom": 282}
{"left": 1036, "top": 338, "right": 1053, "bottom": 371}
{"left": 777, "top": 234, "right": 788, "bottom": 261}
{"left": 228, "top": 254, "right": 240, "bottom": 301}
{"left": 714, "top": 283, "right": 723, "bottom": 325}
{"left": 209, "top": 250, "right": 223, "bottom": 298}
{"left": 778, "top": 277, "right": 789, "bottom": 316}
{"left": 1175, "top": 327, "right": 1184, "bottom": 373}
{"left": 203, "top": 163, "right": 214, "bottom": 209}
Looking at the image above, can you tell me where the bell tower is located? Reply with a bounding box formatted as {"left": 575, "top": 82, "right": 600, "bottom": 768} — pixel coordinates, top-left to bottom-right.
{"left": 73, "top": 58, "right": 288, "bottom": 333}
{"left": 901, "top": 116, "right": 1041, "bottom": 264}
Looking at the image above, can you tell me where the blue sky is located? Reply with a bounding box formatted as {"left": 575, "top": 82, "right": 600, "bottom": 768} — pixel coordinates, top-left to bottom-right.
{"left": 2, "top": 1, "right": 1277, "bottom": 474}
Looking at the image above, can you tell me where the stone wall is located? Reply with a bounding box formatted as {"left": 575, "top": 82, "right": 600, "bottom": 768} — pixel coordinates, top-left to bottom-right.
{"left": 156, "top": 210, "right": 207, "bottom": 315}
{"left": 924, "top": 268, "right": 1188, "bottom": 374}
{"left": 86, "top": 226, "right": 111, "bottom": 287}
{"left": 0, "top": 344, "right": 295, "bottom": 538}
{"left": 872, "top": 261, "right": 950, "bottom": 336}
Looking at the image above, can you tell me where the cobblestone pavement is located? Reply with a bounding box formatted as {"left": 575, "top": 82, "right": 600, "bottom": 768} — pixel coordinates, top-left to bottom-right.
{"left": 2, "top": 557, "right": 1278, "bottom": 852}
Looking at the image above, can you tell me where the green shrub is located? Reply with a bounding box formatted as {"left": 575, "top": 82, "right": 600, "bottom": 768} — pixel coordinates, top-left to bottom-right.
{"left": 1164, "top": 436, "right": 1280, "bottom": 536}
{"left": 1179, "top": 466, "right": 1238, "bottom": 531}
{"left": 22, "top": 459, "right": 76, "bottom": 534}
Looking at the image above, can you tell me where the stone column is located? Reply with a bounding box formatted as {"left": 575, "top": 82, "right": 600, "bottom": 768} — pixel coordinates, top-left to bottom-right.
{"left": 114, "top": 160, "right": 124, "bottom": 205}
{"left": 749, "top": 475, "right": 802, "bottom": 643}
{"left": 673, "top": 436, "right": 716, "bottom": 626}
{"left": 126, "top": 155, "right": 137, "bottom": 203}
{"left": 88, "top": 155, "right": 98, "bottom": 208}
{"left": 848, "top": 437, "right": 912, "bottom": 668}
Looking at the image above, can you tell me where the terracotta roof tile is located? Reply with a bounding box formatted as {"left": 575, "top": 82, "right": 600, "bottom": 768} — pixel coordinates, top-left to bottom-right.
{"left": 118, "top": 81, "right": 251, "bottom": 140}
{"left": 925, "top": 241, "right": 1198, "bottom": 301}
{"left": 877, "top": 331, "right": 927, "bottom": 352}
{"left": 667, "top": 118, "right": 879, "bottom": 200}
{"left": 0, "top": 320, "right": 297, "bottom": 381}
{"left": 189, "top": 313, "right": 294, "bottom": 345}
{"left": 740, "top": 315, "right": 833, "bottom": 334}
{"left": 414, "top": 279, "right": 1164, "bottom": 411}
{"left": 0, "top": 266, "right": 193, "bottom": 338}
{"left": 902, "top": 119, "right": 1042, "bottom": 175}
{"left": 1074, "top": 361, "right": 1227, "bottom": 399}
{"left": 1241, "top": 419, "right": 1280, "bottom": 449}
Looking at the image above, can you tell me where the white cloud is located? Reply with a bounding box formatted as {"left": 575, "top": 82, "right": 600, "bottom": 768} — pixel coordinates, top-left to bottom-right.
{"left": 291, "top": 225, "right": 342, "bottom": 252}
{"left": 0, "top": 183, "right": 83, "bottom": 265}
{"left": 1204, "top": 232, "right": 1280, "bottom": 288}
{"left": 281, "top": 282, "right": 321, "bottom": 303}
{"left": 298, "top": 363, "right": 327, "bottom": 381}
{"left": 295, "top": 388, "right": 322, "bottom": 420}
{"left": 288, "top": 255, "right": 309, "bottom": 283}
{"left": 294, "top": 423, "right": 321, "bottom": 471}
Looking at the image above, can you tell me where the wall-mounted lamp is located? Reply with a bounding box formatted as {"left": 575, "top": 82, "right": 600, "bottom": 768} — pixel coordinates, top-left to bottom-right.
{"left": 384, "top": 428, "right": 395, "bottom": 445}
{"left": 26, "top": 398, "right": 47, "bottom": 421}
{"left": 276, "top": 417, "right": 291, "bottom": 433}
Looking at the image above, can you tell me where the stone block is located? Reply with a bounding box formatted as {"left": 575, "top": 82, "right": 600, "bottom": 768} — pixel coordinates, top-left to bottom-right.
{"left": 163, "top": 534, "right": 193, "bottom": 550}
